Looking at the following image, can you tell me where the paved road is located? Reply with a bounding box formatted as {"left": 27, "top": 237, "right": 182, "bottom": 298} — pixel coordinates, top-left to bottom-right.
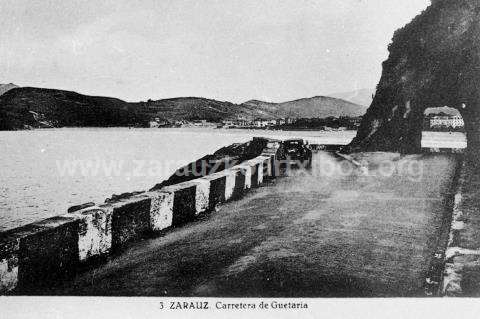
{"left": 51, "top": 152, "right": 459, "bottom": 297}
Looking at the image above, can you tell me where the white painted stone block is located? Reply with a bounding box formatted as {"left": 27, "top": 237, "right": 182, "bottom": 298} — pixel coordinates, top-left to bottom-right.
{"left": 0, "top": 256, "right": 18, "bottom": 293}
{"left": 147, "top": 191, "right": 174, "bottom": 231}
{"left": 70, "top": 206, "right": 113, "bottom": 262}
{"left": 257, "top": 161, "right": 264, "bottom": 184}
{"left": 191, "top": 179, "right": 210, "bottom": 214}
{"left": 223, "top": 170, "right": 236, "bottom": 201}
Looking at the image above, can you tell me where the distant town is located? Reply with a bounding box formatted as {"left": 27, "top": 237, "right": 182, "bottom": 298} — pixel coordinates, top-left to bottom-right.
{"left": 148, "top": 116, "right": 363, "bottom": 131}
{"left": 149, "top": 113, "right": 465, "bottom": 132}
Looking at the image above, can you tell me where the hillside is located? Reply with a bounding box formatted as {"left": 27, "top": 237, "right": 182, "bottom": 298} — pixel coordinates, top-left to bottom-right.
{"left": 241, "top": 96, "right": 367, "bottom": 119}
{"left": 328, "top": 88, "right": 374, "bottom": 107}
{"left": 0, "top": 83, "right": 18, "bottom": 96}
{"left": 0, "top": 87, "right": 148, "bottom": 130}
{"left": 0, "top": 87, "right": 367, "bottom": 130}
{"left": 0, "top": 89, "right": 278, "bottom": 130}
{"left": 141, "top": 97, "right": 277, "bottom": 122}
{"left": 242, "top": 100, "right": 279, "bottom": 113}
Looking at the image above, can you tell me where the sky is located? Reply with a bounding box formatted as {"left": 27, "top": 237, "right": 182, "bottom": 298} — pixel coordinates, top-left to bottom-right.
{"left": 0, "top": 0, "right": 430, "bottom": 103}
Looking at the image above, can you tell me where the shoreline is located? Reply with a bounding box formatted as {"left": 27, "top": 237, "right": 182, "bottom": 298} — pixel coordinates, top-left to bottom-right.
{"left": 0, "top": 129, "right": 466, "bottom": 232}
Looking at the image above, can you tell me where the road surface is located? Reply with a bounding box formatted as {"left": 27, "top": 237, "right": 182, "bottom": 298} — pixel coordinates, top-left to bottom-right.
{"left": 50, "top": 152, "right": 459, "bottom": 297}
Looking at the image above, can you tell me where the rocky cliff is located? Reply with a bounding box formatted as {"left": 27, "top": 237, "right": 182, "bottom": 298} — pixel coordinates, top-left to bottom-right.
{"left": 345, "top": 0, "right": 480, "bottom": 153}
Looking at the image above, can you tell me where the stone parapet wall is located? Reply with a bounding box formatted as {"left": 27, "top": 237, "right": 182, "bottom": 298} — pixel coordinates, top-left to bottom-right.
{"left": 0, "top": 138, "right": 284, "bottom": 294}
{"left": 441, "top": 156, "right": 480, "bottom": 297}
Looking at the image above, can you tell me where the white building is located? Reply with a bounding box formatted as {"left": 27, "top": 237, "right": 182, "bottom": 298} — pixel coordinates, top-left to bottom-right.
{"left": 149, "top": 120, "right": 159, "bottom": 128}
{"left": 430, "top": 115, "right": 464, "bottom": 128}
{"left": 254, "top": 119, "right": 270, "bottom": 127}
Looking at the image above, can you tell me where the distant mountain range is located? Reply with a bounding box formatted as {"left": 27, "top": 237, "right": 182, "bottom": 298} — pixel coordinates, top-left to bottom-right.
{"left": 0, "top": 83, "right": 18, "bottom": 96}
{"left": 241, "top": 96, "right": 367, "bottom": 119}
{"left": 328, "top": 88, "right": 374, "bottom": 107}
{"left": 0, "top": 85, "right": 367, "bottom": 130}
{"left": 141, "top": 97, "right": 276, "bottom": 122}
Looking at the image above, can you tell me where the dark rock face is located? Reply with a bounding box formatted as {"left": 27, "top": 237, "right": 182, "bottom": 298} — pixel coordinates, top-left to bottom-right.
{"left": 150, "top": 137, "right": 275, "bottom": 190}
{"left": 345, "top": 0, "right": 480, "bottom": 153}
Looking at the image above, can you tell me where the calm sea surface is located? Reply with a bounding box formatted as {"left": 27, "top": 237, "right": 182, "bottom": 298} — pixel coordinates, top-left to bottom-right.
{"left": 0, "top": 128, "right": 466, "bottom": 231}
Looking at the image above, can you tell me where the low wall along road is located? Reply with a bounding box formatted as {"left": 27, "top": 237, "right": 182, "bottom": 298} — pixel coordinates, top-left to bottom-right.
{"left": 48, "top": 151, "right": 463, "bottom": 297}
{"left": 0, "top": 139, "right": 281, "bottom": 294}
